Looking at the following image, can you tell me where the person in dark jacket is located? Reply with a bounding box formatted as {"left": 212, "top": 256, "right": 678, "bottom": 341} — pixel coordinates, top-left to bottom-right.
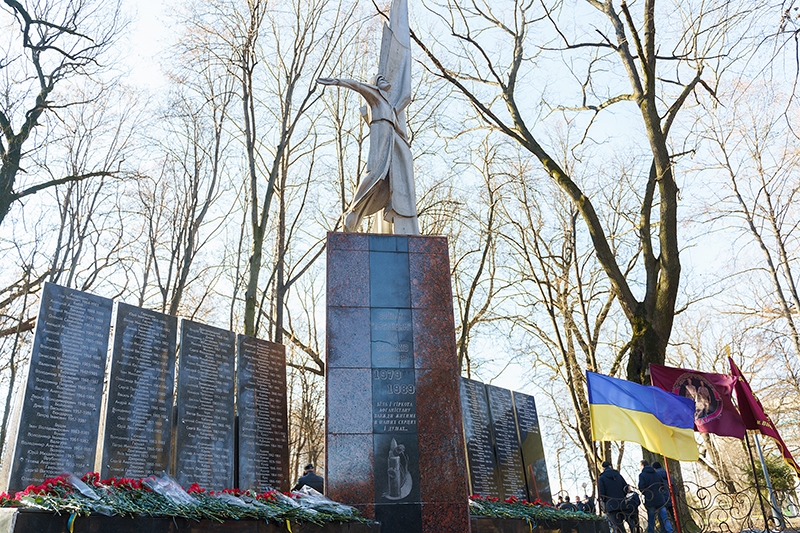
{"left": 652, "top": 461, "right": 674, "bottom": 529}
{"left": 622, "top": 485, "right": 642, "bottom": 533}
{"left": 584, "top": 493, "right": 596, "bottom": 514}
{"left": 638, "top": 461, "right": 673, "bottom": 533}
{"left": 559, "top": 495, "right": 578, "bottom": 511}
{"left": 598, "top": 461, "right": 629, "bottom": 533}
{"left": 292, "top": 464, "right": 324, "bottom": 493}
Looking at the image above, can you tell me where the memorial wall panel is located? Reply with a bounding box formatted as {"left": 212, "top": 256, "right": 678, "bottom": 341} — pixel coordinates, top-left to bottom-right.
{"left": 513, "top": 391, "right": 551, "bottom": 503}
{"left": 5, "top": 283, "right": 112, "bottom": 492}
{"left": 175, "top": 320, "right": 236, "bottom": 490}
{"left": 486, "top": 385, "right": 526, "bottom": 500}
{"left": 101, "top": 303, "right": 177, "bottom": 479}
{"left": 237, "top": 335, "right": 289, "bottom": 492}
{"left": 460, "top": 379, "right": 552, "bottom": 503}
{"left": 460, "top": 378, "right": 500, "bottom": 498}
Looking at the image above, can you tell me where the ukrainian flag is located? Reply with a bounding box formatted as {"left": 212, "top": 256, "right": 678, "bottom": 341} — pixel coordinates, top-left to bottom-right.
{"left": 587, "top": 371, "right": 699, "bottom": 461}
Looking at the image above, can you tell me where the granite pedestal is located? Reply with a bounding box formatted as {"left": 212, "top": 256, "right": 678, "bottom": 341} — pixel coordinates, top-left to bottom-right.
{"left": 326, "top": 233, "right": 470, "bottom": 533}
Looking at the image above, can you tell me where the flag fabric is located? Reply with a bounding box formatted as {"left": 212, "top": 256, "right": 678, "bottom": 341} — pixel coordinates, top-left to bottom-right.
{"left": 587, "top": 371, "right": 699, "bottom": 461}
{"left": 649, "top": 363, "right": 746, "bottom": 439}
{"left": 729, "top": 357, "right": 800, "bottom": 477}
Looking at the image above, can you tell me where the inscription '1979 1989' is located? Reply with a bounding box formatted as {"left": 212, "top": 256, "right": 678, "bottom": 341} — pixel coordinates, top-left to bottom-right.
{"left": 372, "top": 368, "right": 417, "bottom": 434}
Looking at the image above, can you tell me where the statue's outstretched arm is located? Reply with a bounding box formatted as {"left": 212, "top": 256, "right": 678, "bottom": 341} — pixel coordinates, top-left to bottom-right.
{"left": 316, "top": 78, "right": 375, "bottom": 101}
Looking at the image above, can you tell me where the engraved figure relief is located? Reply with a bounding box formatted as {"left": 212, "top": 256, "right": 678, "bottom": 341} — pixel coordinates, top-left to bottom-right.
{"left": 385, "top": 438, "right": 412, "bottom": 499}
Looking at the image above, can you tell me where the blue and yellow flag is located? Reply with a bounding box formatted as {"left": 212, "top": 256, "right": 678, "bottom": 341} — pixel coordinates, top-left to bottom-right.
{"left": 587, "top": 371, "right": 699, "bottom": 461}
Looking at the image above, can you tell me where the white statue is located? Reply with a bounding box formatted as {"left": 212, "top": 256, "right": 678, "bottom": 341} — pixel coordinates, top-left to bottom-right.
{"left": 317, "top": 0, "right": 419, "bottom": 235}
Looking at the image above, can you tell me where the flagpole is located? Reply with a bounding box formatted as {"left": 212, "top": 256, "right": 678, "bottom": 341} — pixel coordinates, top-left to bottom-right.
{"left": 744, "top": 430, "right": 771, "bottom": 531}
{"left": 754, "top": 433, "right": 786, "bottom": 529}
{"left": 662, "top": 457, "right": 682, "bottom": 533}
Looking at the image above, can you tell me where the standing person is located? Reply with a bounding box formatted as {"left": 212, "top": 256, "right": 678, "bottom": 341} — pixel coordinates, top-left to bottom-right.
{"left": 584, "top": 493, "right": 597, "bottom": 514}
{"left": 559, "top": 495, "right": 578, "bottom": 533}
{"left": 638, "top": 461, "right": 673, "bottom": 533}
{"left": 559, "top": 495, "right": 578, "bottom": 511}
{"left": 599, "top": 461, "right": 629, "bottom": 533}
{"left": 652, "top": 461, "right": 675, "bottom": 528}
{"left": 292, "top": 464, "right": 324, "bottom": 493}
{"left": 623, "top": 485, "right": 642, "bottom": 533}
{"left": 576, "top": 495, "right": 588, "bottom": 513}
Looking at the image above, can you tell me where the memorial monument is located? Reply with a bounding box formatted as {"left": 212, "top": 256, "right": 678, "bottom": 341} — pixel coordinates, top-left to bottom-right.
{"left": 2, "top": 281, "right": 290, "bottom": 495}
{"left": 2, "top": 283, "right": 113, "bottom": 492}
{"left": 100, "top": 303, "right": 177, "bottom": 479}
{"left": 461, "top": 378, "right": 552, "bottom": 503}
{"left": 322, "top": 1, "right": 470, "bottom": 531}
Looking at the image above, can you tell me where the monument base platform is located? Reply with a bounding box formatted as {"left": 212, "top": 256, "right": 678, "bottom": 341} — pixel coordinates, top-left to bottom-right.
{"left": 0, "top": 509, "right": 380, "bottom": 533}
{"left": 471, "top": 517, "right": 609, "bottom": 533}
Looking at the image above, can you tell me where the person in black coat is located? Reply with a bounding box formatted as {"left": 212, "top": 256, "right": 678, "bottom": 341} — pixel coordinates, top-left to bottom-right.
{"left": 292, "top": 464, "right": 324, "bottom": 493}
{"left": 652, "top": 461, "right": 675, "bottom": 528}
{"left": 598, "top": 461, "right": 629, "bottom": 533}
{"left": 638, "top": 461, "right": 673, "bottom": 533}
{"left": 623, "top": 485, "right": 642, "bottom": 533}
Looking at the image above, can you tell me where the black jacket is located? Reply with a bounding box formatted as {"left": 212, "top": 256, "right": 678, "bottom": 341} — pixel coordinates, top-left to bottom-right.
{"left": 598, "top": 467, "right": 628, "bottom": 511}
{"left": 655, "top": 467, "right": 672, "bottom": 507}
{"left": 638, "top": 466, "right": 666, "bottom": 508}
{"left": 292, "top": 472, "right": 324, "bottom": 493}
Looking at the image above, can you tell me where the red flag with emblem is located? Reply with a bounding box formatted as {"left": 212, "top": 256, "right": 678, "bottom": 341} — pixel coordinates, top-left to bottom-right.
{"left": 650, "top": 363, "right": 746, "bottom": 439}
{"left": 729, "top": 357, "right": 800, "bottom": 477}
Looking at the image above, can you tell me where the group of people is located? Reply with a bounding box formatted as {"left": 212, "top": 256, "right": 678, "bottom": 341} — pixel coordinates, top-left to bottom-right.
{"left": 598, "top": 460, "right": 675, "bottom": 533}
{"left": 557, "top": 494, "right": 596, "bottom": 514}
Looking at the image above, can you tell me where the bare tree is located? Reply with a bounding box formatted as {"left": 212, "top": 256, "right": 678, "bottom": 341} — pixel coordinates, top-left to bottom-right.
{"left": 413, "top": 0, "right": 762, "bottom": 383}
{"left": 0, "top": 0, "right": 124, "bottom": 226}
{"left": 239, "top": 0, "right": 357, "bottom": 338}
{"left": 135, "top": 71, "right": 234, "bottom": 316}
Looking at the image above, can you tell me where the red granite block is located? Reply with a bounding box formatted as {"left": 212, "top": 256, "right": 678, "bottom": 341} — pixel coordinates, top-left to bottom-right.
{"left": 328, "top": 232, "right": 370, "bottom": 251}
{"left": 327, "top": 249, "right": 369, "bottom": 308}
{"left": 353, "top": 504, "right": 375, "bottom": 520}
{"left": 409, "top": 252, "right": 452, "bottom": 309}
{"left": 327, "top": 368, "right": 372, "bottom": 434}
{"left": 326, "top": 433, "right": 375, "bottom": 507}
{"left": 327, "top": 307, "right": 371, "bottom": 368}
{"left": 408, "top": 236, "right": 448, "bottom": 255}
{"left": 421, "top": 502, "right": 471, "bottom": 533}
{"left": 416, "top": 369, "right": 469, "bottom": 503}
{"left": 412, "top": 308, "right": 458, "bottom": 372}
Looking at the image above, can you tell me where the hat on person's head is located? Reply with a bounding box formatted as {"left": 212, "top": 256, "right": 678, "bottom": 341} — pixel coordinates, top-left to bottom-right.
{"left": 602, "top": 461, "right": 612, "bottom": 469}
{"left": 304, "top": 463, "right": 314, "bottom": 471}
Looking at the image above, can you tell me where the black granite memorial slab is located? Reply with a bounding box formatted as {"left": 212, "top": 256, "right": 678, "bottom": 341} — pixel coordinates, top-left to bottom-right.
{"left": 237, "top": 335, "right": 289, "bottom": 492}
{"left": 371, "top": 368, "right": 417, "bottom": 435}
{"left": 174, "top": 320, "right": 236, "bottom": 490}
{"left": 375, "top": 502, "right": 422, "bottom": 533}
{"left": 513, "top": 391, "right": 551, "bottom": 503}
{"left": 460, "top": 378, "right": 501, "bottom": 498}
{"left": 370, "top": 309, "right": 413, "bottom": 368}
{"left": 487, "top": 385, "right": 527, "bottom": 500}
{"left": 369, "top": 251, "right": 410, "bottom": 309}
{"left": 373, "top": 434, "right": 420, "bottom": 503}
{"left": 6, "top": 283, "right": 112, "bottom": 492}
{"left": 4, "top": 283, "right": 113, "bottom": 493}
{"left": 101, "top": 302, "right": 177, "bottom": 479}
